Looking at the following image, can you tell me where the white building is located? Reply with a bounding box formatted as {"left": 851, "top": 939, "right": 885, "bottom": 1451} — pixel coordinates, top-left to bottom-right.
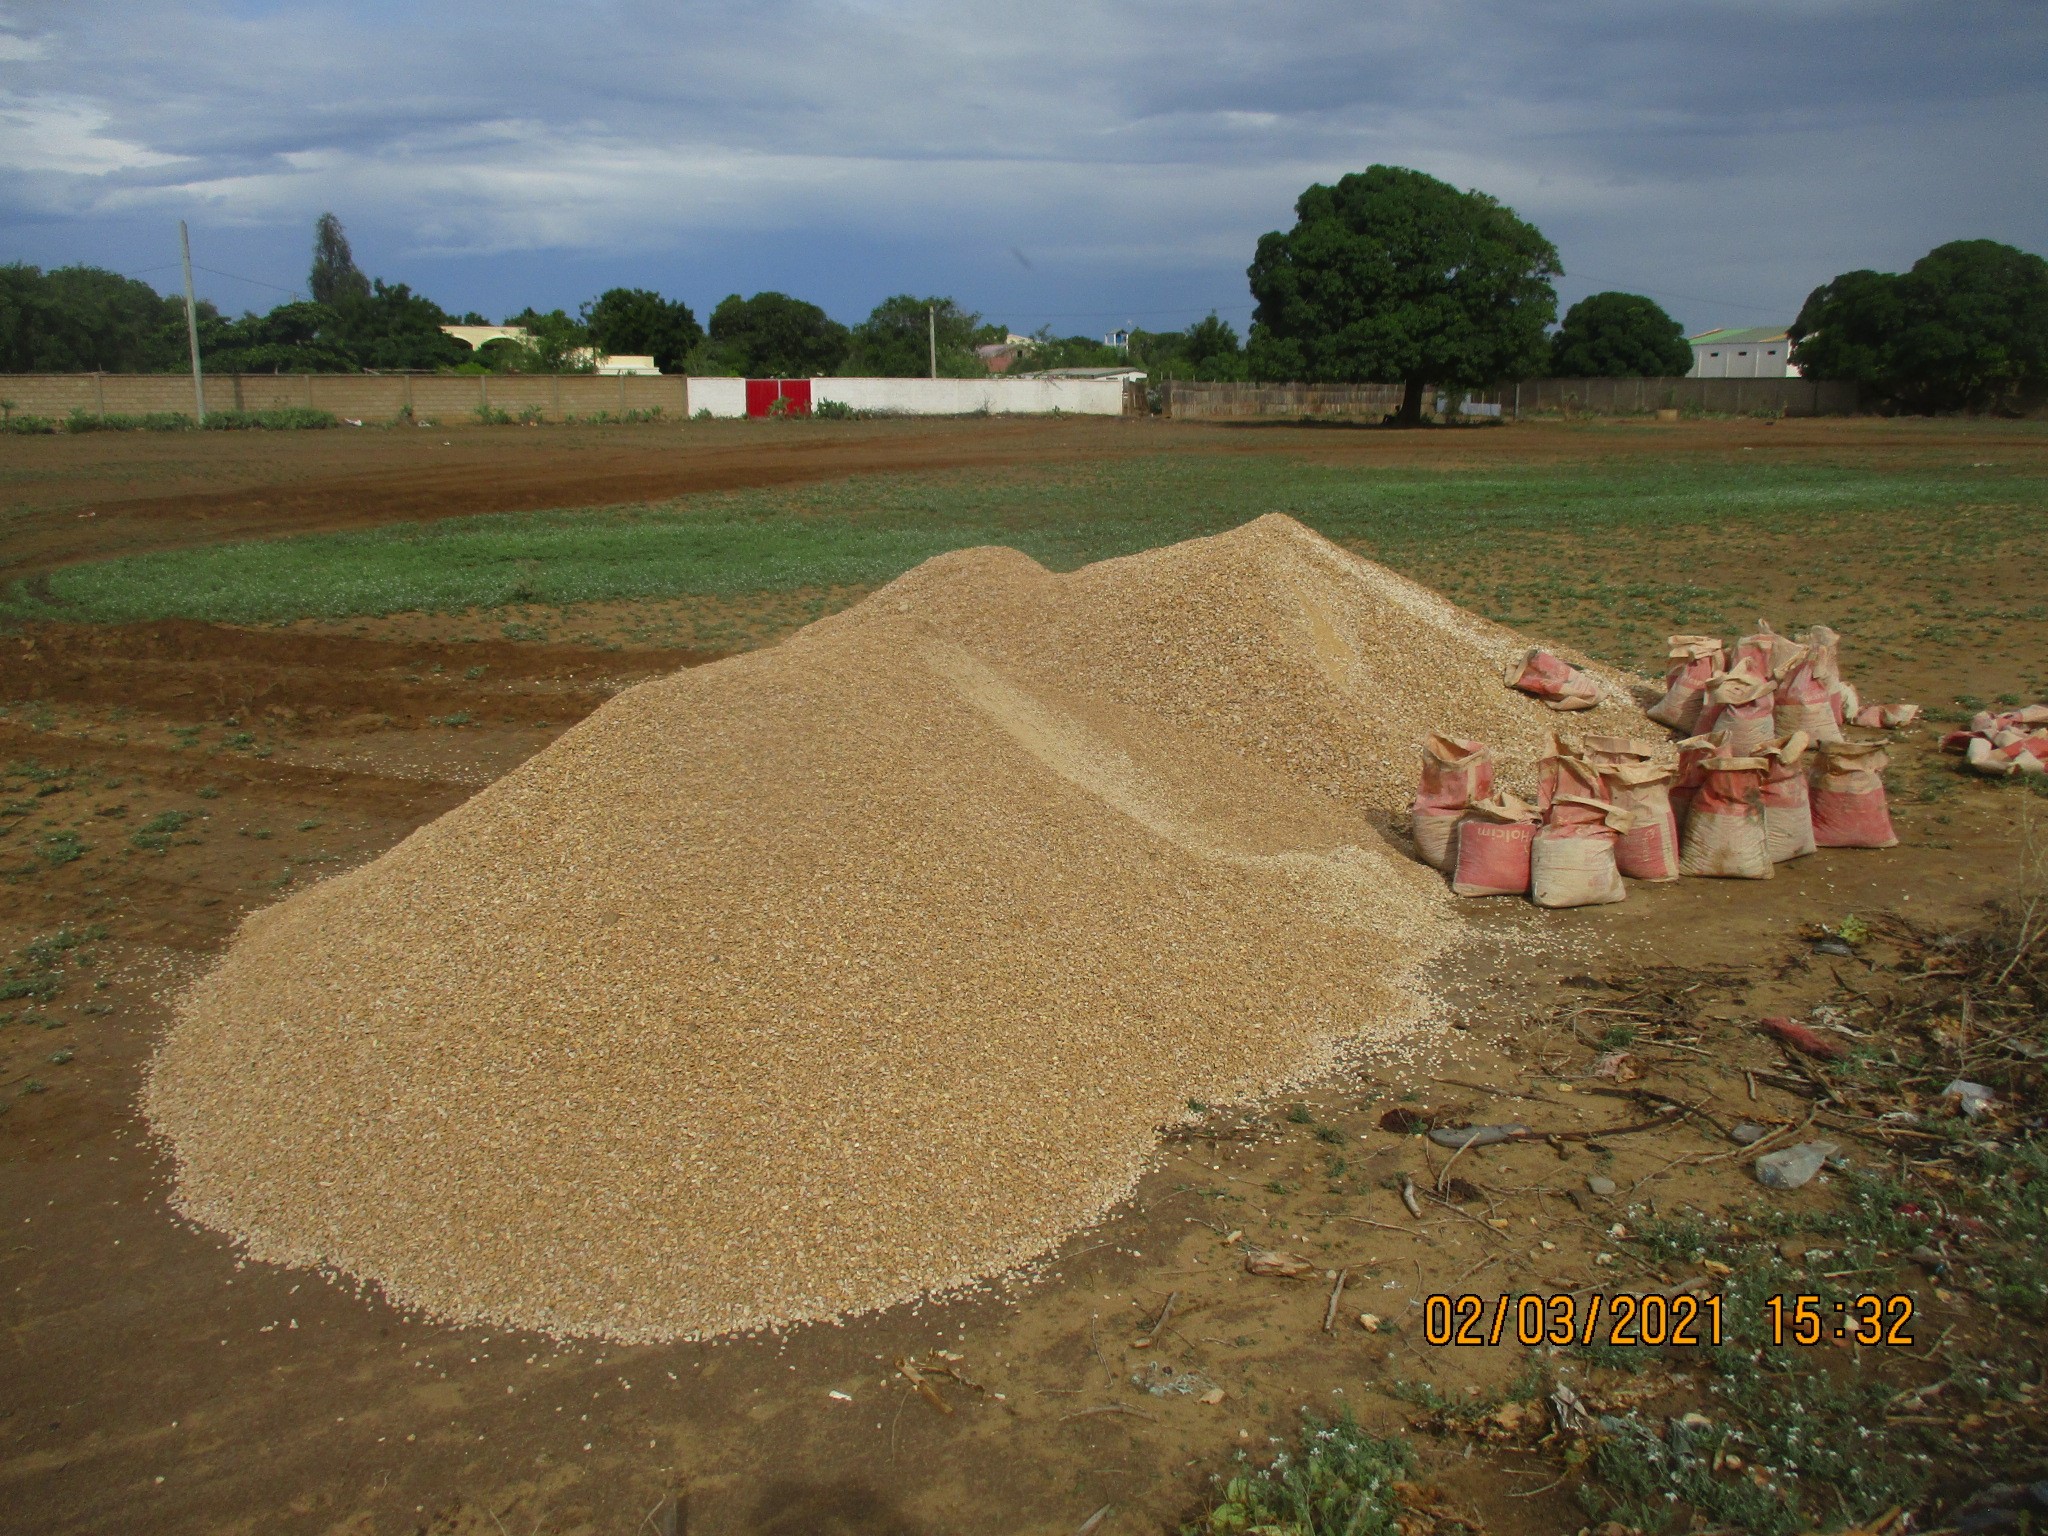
{"left": 436, "top": 326, "right": 660, "bottom": 375}
{"left": 1687, "top": 327, "right": 1798, "bottom": 378}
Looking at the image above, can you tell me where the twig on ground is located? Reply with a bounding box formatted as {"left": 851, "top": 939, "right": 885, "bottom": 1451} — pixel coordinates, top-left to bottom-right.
{"left": 1135, "top": 1291, "right": 1179, "bottom": 1349}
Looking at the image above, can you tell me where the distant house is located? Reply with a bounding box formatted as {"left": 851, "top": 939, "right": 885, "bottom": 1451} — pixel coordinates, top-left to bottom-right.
{"left": 440, "top": 324, "right": 531, "bottom": 351}
{"left": 436, "top": 325, "right": 660, "bottom": 375}
{"left": 1015, "top": 364, "right": 1148, "bottom": 384}
{"left": 1687, "top": 327, "right": 1798, "bottom": 379}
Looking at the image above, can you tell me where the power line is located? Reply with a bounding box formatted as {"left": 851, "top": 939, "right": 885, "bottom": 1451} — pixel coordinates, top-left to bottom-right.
{"left": 194, "top": 263, "right": 300, "bottom": 297}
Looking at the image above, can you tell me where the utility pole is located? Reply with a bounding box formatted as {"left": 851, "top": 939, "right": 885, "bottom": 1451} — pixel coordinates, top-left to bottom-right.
{"left": 179, "top": 221, "right": 206, "bottom": 423}
{"left": 928, "top": 304, "right": 937, "bottom": 380}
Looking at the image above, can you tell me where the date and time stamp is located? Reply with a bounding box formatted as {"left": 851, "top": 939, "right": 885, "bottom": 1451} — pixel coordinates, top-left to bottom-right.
{"left": 1422, "top": 1291, "right": 1916, "bottom": 1350}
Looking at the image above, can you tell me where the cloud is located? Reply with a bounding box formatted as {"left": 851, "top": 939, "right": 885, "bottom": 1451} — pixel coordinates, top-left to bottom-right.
{"left": 0, "top": 1, "right": 2042, "bottom": 331}
{"left": 0, "top": 93, "right": 181, "bottom": 176}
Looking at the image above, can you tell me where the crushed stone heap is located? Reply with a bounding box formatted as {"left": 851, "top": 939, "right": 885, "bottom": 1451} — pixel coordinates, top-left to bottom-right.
{"left": 147, "top": 514, "right": 1653, "bottom": 1341}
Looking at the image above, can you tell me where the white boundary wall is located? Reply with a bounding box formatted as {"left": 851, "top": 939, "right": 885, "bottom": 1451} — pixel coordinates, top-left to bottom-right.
{"left": 684, "top": 377, "right": 748, "bottom": 418}
{"left": 816, "top": 377, "right": 1125, "bottom": 415}
{"left": 684, "top": 376, "right": 1126, "bottom": 418}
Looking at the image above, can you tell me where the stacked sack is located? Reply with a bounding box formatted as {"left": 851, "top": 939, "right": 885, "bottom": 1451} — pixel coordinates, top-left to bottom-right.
{"left": 1941, "top": 705, "right": 2048, "bottom": 778}
{"left": 1414, "top": 618, "right": 1905, "bottom": 906}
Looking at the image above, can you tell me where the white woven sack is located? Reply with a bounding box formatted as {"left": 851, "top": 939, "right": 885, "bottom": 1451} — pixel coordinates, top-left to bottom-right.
{"left": 1678, "top": 803, "right": 1773, "bottom": 879}
{"left": 1530, "top": 832, "right": 1626, "bottom": 908}
{"left": 1762, "top": 794, "right": 1817, "bottom": 862}
{"left": 1410, "top": 808, "right": 1462, "bottom": 872}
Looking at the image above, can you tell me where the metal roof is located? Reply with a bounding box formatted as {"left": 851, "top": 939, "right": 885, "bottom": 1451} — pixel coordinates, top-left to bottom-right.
{"left": 1688, "top": 327, "right": 1790, "bottom": 347}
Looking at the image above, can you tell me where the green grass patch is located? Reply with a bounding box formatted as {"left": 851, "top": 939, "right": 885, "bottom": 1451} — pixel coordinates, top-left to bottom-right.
{"left": 6, "top": 454, "right": 2046, "bottom": 641}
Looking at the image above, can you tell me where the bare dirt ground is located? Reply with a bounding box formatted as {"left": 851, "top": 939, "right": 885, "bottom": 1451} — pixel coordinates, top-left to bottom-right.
{"left": 0, "top": 417, "right": 2043, "bottom": 1536}
{"left": 6, "top": 413, "right": 2036, "bottom": 582}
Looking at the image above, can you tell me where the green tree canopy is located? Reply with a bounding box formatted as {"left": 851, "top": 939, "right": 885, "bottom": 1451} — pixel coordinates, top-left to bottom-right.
{"left": 320, "top": 279, "right": 468, "bottom": 372}
{"left": 1015, "top": 328, "right": 1125, "bottom": 372}
{"left": 203, "top": 301, "right": 358, "bottom": 374}
{"left": 1792, "top": 239, "right": 2048, "bottom": 415}
{"left": 693, "top": 291, "right": 849, "bottom": 377}
{"left": 1128, "top": 314, "right": 1248, "bottom": 381}
{"left": 309, "top": 213, "right": 371, "bottom": 307}
{"left": 0, "top": 263, "right": 191, "bottom": 372}
{"left": 841, "top": 296, "right": 986, "bottom": 377}
{"left": 582, "top": 288, "right": 702, "bottom": 374}
{"left": 1548, "top": 291, "right": 1692, "bottom": 377}
{"left": 486, "top": 307, "right": 594, "bottom": 373}
{"left": 1245, "top": 165, "right": 1560, "bottom": 422}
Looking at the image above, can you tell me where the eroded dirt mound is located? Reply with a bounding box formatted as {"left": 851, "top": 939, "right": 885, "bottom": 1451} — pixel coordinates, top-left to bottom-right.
{"left": 146, "top": 514, "right": 1655, "bottom": 1341}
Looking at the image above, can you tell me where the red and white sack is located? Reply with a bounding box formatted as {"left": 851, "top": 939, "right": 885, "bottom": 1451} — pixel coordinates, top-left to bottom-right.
{"left": 1669, "top": 731, "right": 1729, "bottom": 826}
{"left": 1410, "top": 732, "right": 1494, "bottom": 871}
{"left": 1836, "top": 678, "right": 1862, "bottom": 726}
{"left": 1797, "top": 625, "right": 1858, "bottom": 728}
{"left": 1811, "top": 740, "right": 1899, "bottom": 848}
{"left": 1758, "top": 733, "right": 1817, "bottom": 862}
{"left": 1503, "top": 648, "right": 1600, "bottom": 712}
{"left": 1645, "top": 636, "right": 1724, "bottom": 733}
{"left": 1678, "top": 756, "right": 1774, "bottom": 879}
{"left": 1530, "top": 796, "right": 1631, "bottom": 908}
{"left": 1852, "top": 703, "right": 1922, "bottom": 729}
{"left": 1536, "top": 738, "right": 1608, "bottom": 814}
{"left": 1601, "top": 762, "right": 1680, "bottom": 882}
{"left": 1696, "top": 663, "right": 1777, "bottom": 756}
{"left": 1735, "top": 620, "right": 1794, "bottom": 679}
{"left": 1450, "top": 790, "right": 1538, "bottom": 897}
{"left": 1772, "top": 642, "right": 1841, "bottom": 744}
{"left": 1966, "top": 734, "right": 2048, "bottom": 777}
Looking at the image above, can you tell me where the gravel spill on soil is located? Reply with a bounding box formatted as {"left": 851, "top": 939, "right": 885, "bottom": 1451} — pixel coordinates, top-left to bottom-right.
{"left": 147, "top": 514, "right": 1654, "bottom": 1341}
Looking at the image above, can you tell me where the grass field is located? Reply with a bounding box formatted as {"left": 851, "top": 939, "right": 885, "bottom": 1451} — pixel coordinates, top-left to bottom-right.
{"left": 11, "top": 449, "right": 2048, "bottom": 688}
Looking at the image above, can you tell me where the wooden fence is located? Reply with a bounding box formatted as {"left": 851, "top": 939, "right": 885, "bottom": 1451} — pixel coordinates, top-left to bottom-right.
{"left": 1159, "top": 376, "right": 1860, "bottom": 421}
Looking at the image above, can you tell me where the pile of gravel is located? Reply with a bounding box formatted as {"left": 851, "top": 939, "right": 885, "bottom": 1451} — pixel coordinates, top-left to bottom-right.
{"left": 146, "top": 514, "right": 1652, "bottom": 1341}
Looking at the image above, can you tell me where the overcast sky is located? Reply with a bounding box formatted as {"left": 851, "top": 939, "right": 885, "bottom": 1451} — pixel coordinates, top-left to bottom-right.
{"left": 3, "top": 1, "right": 2043, "bottom": 338}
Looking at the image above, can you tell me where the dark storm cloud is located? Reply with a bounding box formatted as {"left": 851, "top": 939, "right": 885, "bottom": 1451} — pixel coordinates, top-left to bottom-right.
{"left": 0, "top": 1, "right": 2041, "bottom": 330}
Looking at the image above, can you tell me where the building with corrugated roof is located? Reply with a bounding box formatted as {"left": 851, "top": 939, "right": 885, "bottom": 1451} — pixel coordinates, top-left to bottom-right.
{"left": 1687, "top": 326, "right": 1798, "bottom": 378}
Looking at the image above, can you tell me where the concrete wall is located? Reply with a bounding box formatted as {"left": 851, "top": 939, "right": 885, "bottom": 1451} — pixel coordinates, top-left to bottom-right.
{"left": 684, "top": 377, "right": 748, "bottom": 418}
{"left": 0, "top": 373, "right": 689, "bottom": 422}
{"left": 820, "top": 376, "right": 1125, "bottom": 415}
{"left": 681, "top": 376, "right": 1129, "bottom": 418}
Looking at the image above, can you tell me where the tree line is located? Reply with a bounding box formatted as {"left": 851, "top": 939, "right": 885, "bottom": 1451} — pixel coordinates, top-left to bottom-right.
{"left": 4, "top": 189, "right": 2042, "bottom": 414}
{"left": 0, "top": 214, "right": 1249, "bottom": 384}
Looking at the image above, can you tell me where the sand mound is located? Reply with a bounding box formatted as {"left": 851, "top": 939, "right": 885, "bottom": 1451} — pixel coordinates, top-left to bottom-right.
{"left": 146, "top": 514, "right": 1654, "bottom": 1341}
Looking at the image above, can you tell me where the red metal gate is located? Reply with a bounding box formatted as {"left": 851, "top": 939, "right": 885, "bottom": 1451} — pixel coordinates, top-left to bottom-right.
{"left": 744, "top": 379, "right": 812, "bottom": 418}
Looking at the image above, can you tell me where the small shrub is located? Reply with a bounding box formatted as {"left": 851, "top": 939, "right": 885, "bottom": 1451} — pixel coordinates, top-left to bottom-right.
{"left": 0, "top": 414, "right": 57, "bottom": 435}
{"left": 130, "top": 809, "right": 191, "bottom": 853}
{"left": 1185, "top": 1410, "right": 1414, "bottom": 1536}
{"left": 37, "top": 830, "right": 85, "bottom": 866}
{"left": 474, "top": 404, "right": 514, "bottom": 425}
{"left": 201, "top": 408, "right": 338, "bottom": 431}
{"left": 66, "top": 409, "right": 195, "bottom": 433}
